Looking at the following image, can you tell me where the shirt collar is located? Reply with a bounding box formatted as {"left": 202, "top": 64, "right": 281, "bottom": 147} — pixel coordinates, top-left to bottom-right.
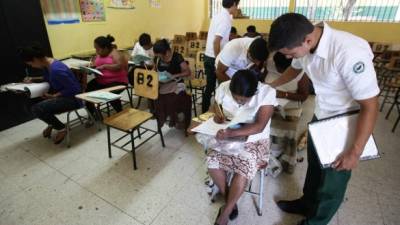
{"left": 313, "top": 22, "right": 331, "bottom": 59}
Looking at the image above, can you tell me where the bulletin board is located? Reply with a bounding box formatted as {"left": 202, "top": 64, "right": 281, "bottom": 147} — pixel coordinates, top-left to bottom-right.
{"left": 79, "top": 0, "right": 106, "bottom": 22}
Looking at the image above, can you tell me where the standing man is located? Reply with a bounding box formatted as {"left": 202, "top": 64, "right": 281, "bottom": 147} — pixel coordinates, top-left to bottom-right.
{"left": 267, "top": 13, "right": 379, "bottom": 225}
{"left": 202, "top": 0, "right": 240, "bottom": 113}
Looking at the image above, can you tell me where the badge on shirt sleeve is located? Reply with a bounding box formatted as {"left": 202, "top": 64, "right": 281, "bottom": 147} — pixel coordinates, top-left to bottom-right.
{"left": 353, "top": 61, "right": 365, "bottom": 74}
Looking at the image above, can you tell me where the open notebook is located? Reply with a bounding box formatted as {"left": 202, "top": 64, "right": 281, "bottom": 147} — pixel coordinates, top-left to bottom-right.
{"left": 308, "top": 111, "right": 380, "bottom": 168}
{"left": 80, "top": 66, "right": 103, "bottom": 76}
{"left": 86, "top": 91, "right": 121, "bottom": 101}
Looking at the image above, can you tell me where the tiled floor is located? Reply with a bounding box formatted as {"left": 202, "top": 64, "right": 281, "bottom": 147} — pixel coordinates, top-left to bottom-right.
{"left": 0, "top": 96, "right": 399, "bottom": 225}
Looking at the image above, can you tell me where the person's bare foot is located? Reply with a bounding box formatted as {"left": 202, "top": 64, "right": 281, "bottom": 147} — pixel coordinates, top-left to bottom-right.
{"left": 42, "top": 126, "right": 53, "bottom": 138}
{"left": 53, "top": 129, "right": 67, "bottom": 144}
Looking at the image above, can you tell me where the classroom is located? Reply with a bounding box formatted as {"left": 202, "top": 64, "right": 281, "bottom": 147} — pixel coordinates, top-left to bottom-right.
{"left": 0, "top": 0, "right": 399, "bottom": 225}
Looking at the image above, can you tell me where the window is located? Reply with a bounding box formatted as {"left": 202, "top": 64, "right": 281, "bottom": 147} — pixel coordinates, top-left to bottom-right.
{"left": 295, "top": 0, "right": 400, "bottom": 22}
{"left": 209, "top": 0, "right": 400, "bottom": 22}
{"left": 209, "top": 0, "right": 290, "bottom": 20}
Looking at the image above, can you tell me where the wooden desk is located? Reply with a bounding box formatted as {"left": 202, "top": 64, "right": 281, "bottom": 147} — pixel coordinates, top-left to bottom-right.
{"left": 75, "top": 85, "right": 127, "bottom": 104}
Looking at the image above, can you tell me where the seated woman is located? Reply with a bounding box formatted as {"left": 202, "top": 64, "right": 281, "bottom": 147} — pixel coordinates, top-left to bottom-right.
{"left": 131, "top": 33, "right": 154, "bottom": 66}
{"left": 18, "top": 45, "right": 82, "bottom": 144}
{"left": 153, "top": 39, "right": 192, "bottom": 130}
{"left": 207, "top": 70, "right": 276, "bottom": 225}
{"left": 265, "top": 52, "right": 309, "bottom": 173}
{"left": 86, "top": 35, "right": 128, "bottom": 119}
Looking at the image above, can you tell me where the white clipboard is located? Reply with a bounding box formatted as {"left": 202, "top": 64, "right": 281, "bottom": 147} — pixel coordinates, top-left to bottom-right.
{"left": 308, "top": 111, "right": 380, "bottom": 168}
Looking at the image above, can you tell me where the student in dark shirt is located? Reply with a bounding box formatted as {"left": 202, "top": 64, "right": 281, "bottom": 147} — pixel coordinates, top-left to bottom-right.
{"left": 153, "top": 39, "right": 192, "bottom": 131}
{"left": 18, "top": 45, "right": 82, "bottom": 144}
{"left": 243, "top": 25, "right": 261, "bottom": 38}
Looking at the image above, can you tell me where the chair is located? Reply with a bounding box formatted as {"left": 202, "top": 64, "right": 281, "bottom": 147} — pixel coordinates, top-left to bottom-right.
{"left": 60, "top": 68, "right": 94, "bottom": 147}
{"left": 379, "top": 66, "right": 400, "bottom": 112}
{"left": 245, "top": 165, "right": 267, "bottom": 216}
{"left": 188, "top": 51, "right": 207, "bottom": 116}
{"left": 384, "top": 78, "right": 400, "bottom": 132}
{"left": 103, "top": 68, "right": 165, "bottom": 170}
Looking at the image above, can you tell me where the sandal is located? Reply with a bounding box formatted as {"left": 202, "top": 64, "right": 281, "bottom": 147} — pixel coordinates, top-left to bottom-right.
{"left": 53, "top": 129, "right": 67, "bottom": 145}
{"left": 42, "top": 126, "right": 53, "bottom": 138}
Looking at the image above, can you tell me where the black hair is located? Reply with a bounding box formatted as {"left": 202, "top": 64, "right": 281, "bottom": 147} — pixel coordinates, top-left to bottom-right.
{"left": 229, "top": 69, "right": 258, "bottom": 97}
{"left": 222, "top": 0, "right": 240, "bottom": 8}
{"left": 248, "top": 38, "right": 269, "bottom": 62}
{"left": 17, "top": 44, "right": 46, "bottom": 62}
{"left": 153, "top": 39, "right": 170, "bottom": 55}
{"left": 247, "top": 25, "right": 256, "bottom": 33}
{"left": 230, "top": 26, "right": 238, "bottom": 34}
{"left": 268, "top": 13, "right": 314, "bottom": 51}
{"left": 273, "top": 52, "right": 292, "bottom": 73}
{"left": 94, "top": 34, "right": 115, "bottom": 49}
{"left": 139, "top": 33, "right": 152, "bottom": 47}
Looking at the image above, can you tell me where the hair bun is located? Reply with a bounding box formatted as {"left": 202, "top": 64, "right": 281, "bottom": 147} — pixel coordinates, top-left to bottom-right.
{"left": 106, "top": 34, "right": 115, "bottom": 43}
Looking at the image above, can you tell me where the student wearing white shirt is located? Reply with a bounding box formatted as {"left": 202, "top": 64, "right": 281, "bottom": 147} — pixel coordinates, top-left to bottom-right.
{"left": 202, "top": 0, "right": 240, "bottom": 113}
{"left": 268, "top": 13, "right": 379, "bottom": 225}
{"left": 266, "top": 52, "right": 309, "bottom": 174}
{"left": 207, "top": 69, "right": 276, "bottom": 225}
{"left": 215, "top": 37, "right": 269, "bottom": 82}
{"left": 131, "top": 33, "right": 154, "bottom": 66}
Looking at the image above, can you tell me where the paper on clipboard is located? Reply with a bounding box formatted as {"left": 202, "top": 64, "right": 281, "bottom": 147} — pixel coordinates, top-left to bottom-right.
{"left": 191, "top": 118, "right": 229, "bottom": 136}
{"left": 308, "top": 112, "right": 379, "bottom": 168}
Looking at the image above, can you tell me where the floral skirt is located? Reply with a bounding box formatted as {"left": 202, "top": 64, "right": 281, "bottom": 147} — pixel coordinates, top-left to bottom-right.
{"left": 206, "top": 139, "right": 270, "bottom": 180}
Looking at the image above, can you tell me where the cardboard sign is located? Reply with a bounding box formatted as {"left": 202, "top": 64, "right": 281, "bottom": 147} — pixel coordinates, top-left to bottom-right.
{"left": 185, "top": 32, "right": 197, "bottom": 41}
{"left": 133, "top": 69, "right": 159, "bottom": 100}
{"left": 172, "top": 44, "right": 187, "bottom": 56}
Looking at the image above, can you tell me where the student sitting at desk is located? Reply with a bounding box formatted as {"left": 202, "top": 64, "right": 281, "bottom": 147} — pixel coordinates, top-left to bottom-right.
{"left": 18, "top": 45, "right": 82, "bottom": 144}
{"left": 207, "top": 70, "right": 276, "bottom": 225}
{"left": 265, "top": 52, "right": 309, "bottom": 173}
{"left": 131, "top": 33, "right": 154, "bottom": 66}
{"left": 86, "top": 35, "right": 128, "bottom": 119}
{"left": 153, "top": 39, "right": 192, "bottom": 130}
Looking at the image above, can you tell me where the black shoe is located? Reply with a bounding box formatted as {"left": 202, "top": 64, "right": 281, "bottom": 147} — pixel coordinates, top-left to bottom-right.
{"left": 229, "top": 204, "right": 238, "bottom": 220}
{"left": 276, "top": 198, "right": 308, "bottom": 216}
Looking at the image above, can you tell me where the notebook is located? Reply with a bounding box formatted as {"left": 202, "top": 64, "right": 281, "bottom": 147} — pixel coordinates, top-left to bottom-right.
{"left": 308, "top": 111, "right": 380, "bottom": 168}
{"left": 86, "top": 91, "right": 121, "bottom": 101}
{"left": 131, "top": 54, "right": 152, "bottom": 65}
{"left": 80, "top": 66, "right": 103, "bottom": 76}
{"left": 158, "top": 71, "right": 173, "bottom": 83}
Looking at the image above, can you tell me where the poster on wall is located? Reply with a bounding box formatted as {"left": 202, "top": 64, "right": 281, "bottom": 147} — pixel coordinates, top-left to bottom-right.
{"left": 41, "top": 0, "right": 80, "bottom": 25}
{"left": 79, "top": 0, "right": 106, "bottom": 22}
{"left": 149, "top": 0, "right": 161, "bottom": 8}
{"left": 109, "top": 0, "right": 135, "bottom": 9}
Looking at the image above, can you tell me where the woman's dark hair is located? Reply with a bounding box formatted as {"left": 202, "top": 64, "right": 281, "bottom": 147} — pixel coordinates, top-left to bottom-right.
{"left": 247, "top": 25, "right": 256, "bottom": 33}
{"left": 230, "top": 26, "right": 238, "bottom": 34}
{"left": 273, "top": 52, "right": 292, "bottom": 73}
{"left": 139, "top": 33, "right": 152, "bottom": 47}
{"left": 222, "top": 0, "right": 240, "bottom": 8}
{"left": 153, "top": 39, "right": 171, "bottom": 55}
{"left": 268, "top": 13, "right": 314, "bottom": 51}
{"left": 94, "top": 34, "right": 115, "bottom": 49}
{"left": 17, "top": 44, "right": 46, "bottom": 62}
{"left": 249, "top": 38, "right": 269, "bottom": 62}
{"left": 229, "top": 69, "right": 258, "bottom": 97}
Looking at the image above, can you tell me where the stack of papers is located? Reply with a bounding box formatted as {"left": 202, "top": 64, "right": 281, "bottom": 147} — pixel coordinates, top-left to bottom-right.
{"left": 5, "top": 82, "right": 50, "bottom": 98}
{"left": 86, "top": 91, "right": 121, "bottom": 101}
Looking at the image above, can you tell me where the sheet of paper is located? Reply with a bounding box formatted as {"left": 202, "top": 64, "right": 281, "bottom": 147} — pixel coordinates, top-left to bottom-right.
{"left": 5, "top": 82, "right": 50, "bottom": 98}
{"left": 80, "top": 66, "right": 103, "bottom": 76}
{"left": 191, "top": 118, "right": 229, "bottom": 136}
{"left": 308, "top": 113, "right": 379, "bottom": 167}
{"left": 61, "top": 58, "right": 90, "bottom": 69}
